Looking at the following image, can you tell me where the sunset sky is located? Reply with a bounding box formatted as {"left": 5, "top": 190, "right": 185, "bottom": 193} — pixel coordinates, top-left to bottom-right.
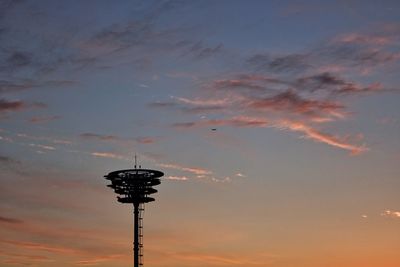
{"left": 1, "top": 1, "right": 400, "bottom": 266}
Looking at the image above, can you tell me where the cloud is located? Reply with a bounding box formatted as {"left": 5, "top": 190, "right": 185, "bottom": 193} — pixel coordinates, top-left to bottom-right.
{"left": 75, "top": 254, "right": 124, "bottom": 266}
{"left": 0, "top": 155, "right": 20, "bottom": 165}
{"left": 0, "top": 78, "right": 77, "bottom": 94}
{"left": 0, "top": 98, "right": 26, "bottom": 112}
{"left": 164, "top": 250, "right": 275, "bottom": 266}
{"left": 0, "top": 251, "right": 52, "bottom": 264}
{"left": 0, "top": 239, "right": 78, "bottom": 254}
{"left": 148, "top": 101, "right": 178, "bottom": 108}
{"left": 165, "top": 176, "right": 189, "bottom": 181}
{"left": 0, "top": 98, "right": 46, "bottom": 115}
{"left": 274, "top": 120, "right": 367, "bottom": 154}
{"left": 90, "top": 152, "right": 127, "bottom": 160}
{"left": 295, "top": 72, "right": 384, "bottom": 95}
{"left": 135, "top": 136, "right": 156, "bottom": 144}
{"left": 151, "top": 27, "right": 399, "bottom": 154}
{"left": 14, "top": 132, "right": 72, "bottom": 145}
{"left": 248, "top": 53, "right": 310, "bottom": 73}
{"left": 28, "top": 115, "right": 61, "bottom": 124}
{"left": 173, "top": 116, "right": 269, "bottom": 129}
{"left": 247, "top": 90, "right": 345, "bottom": 119}
{"left": 28, "top": 143, "right": 56, "bottom": 151}
{"left": 80, "top": 132, "right": 155, "bottom": 145}
{"left": 213, "top": 79, "right": 265, "bottom": 91}
{"left": 158, "top": 163, "right": 212, "bottom": 175}
{"left": 5, "top": 51, "right": 31, "bottom": 68}
{"left": 173, "top": 115, "right": 366, "bottom": 154}
{"left": 335, "top": 33, "right": 393, "bottom": 46}
{"left": 247, "top": 28, "right": 400, "bottom": 76}
{"left": 185, "top": 41, "right": 224, "bottom": 59}
{"left": 0, "top": 215, "right": 23, "bottom": 224}
{"left": 381, "top": 210, "right": 400, "bottom": 218}
{"left": 80, "top": 133, "right": 122, "bottom": 142}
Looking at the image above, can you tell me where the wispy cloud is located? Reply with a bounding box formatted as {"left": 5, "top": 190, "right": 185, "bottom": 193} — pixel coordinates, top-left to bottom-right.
{"left": 274, "top": 120, "right": 367, "bottom": 155}
{"left": 0, "top": 79, "right": 76, "bottom": 93}
{"left": 80, "top": 132, "right": 156, "bottom": 145}
{"left": 28, "top": 115, "right": 61, "bottom": 124}
{"left": 158, "top": 163, "right": 212, "bottom": 176}
{"left": 0, "top": 98, "right": 24, "bottom": 111}
{"left": 80, "top": 133, "right": 122, "bottom": 142}
{"left": 29, "top": 143, "right": 56, "bottom": 151}
{"left": 164, "top": 250, "right": 276, "bottom": 266}
{"left": 90, "top": 152, "right": 128, "bottom": 160}
{"left": 151, "top": 26, "right": 399, "bottom": 154}
{"left": 0, "top": 251, "right": 53, "bottom": 264}
{"left": 173, "top": 116, "right": 269, "bottom": 129}
{"left": 335, "top": 33, "right": 393, "bottom": 46}
{"left": 135, "top": 136, "right": 156, "bottom": 144}
{"left": 0, "top": 239, "right": 78, "bottom": 254}
{"left": 0, "top": 98, "right": 46, "bottom": 115}
{"left": 0, "top": 215, "right": 23, "bottom": 224}
{"left": 165, "top": 176, "right": 189, "bottom": 181}
{"left": 0, "top": 155, "right": 20, "bottom": 165}
{"left": 15, "top": 132, "right": 72, "bottom": 145}
{"left": 184, "top": 41, "right": 224, "bottom": 59}
{"left": 75, "top": 254, "right": 124, "bottom": 266}
{"left": 172, "top": 116, "right": 365, "bottom": 154}
{"left": 248, "top": 53, "right": 310, "bottom": 73}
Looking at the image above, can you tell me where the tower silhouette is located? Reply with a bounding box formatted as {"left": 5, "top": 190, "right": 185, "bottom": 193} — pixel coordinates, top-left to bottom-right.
{"left": 104, "top": 157, "right": 164, "bottom": 267}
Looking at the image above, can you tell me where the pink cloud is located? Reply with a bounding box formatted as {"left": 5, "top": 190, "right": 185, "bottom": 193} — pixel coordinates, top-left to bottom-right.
{"left": 274, "top": 120, "right": 367, "bottom": 154}
{"left": 90, "top": 152, "right": 127, "bottom": 160}
{"left": 158, "top": 163, "right": 212, "bottom": 175}
{"left": 336, "top": 33, "right": 393, "bottom": 46}
{"left": 173, "top": 115, "right": 366, "bottom": 154}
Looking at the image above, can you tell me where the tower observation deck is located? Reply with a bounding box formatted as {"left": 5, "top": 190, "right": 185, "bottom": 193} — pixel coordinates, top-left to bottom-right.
{"left": 104, "top": 161, "right": 164, "bottom": 267}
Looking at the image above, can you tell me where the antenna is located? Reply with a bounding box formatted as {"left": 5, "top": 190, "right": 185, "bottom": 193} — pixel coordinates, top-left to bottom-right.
{"left": 134, "top": 154, "right": 137, "bottom": 168}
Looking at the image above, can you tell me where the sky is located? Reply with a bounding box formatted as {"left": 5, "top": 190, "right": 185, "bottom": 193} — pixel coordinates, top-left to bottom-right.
{"left": 0, "top": 0, "right": 400, "bottom": 266}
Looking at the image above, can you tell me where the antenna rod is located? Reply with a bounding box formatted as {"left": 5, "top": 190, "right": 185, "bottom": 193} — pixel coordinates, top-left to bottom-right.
{"left": 134, "top": 154, "right": 137, "bottom": 168}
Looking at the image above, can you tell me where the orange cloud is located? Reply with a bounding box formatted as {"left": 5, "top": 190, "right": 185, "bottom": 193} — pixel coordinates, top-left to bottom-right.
{"left": 381, "top": 210, "right": 400, "bottom": 218}
{"left": 275, "top": 120, "right": 367, "bottom": 154}
{"left": 75, "top": 254, "right": 124, "bottom": 266}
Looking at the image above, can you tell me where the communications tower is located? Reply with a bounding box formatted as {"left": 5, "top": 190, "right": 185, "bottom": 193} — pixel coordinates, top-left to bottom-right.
{"left": 104, "top": 157, "right": 164, "bottom": 267}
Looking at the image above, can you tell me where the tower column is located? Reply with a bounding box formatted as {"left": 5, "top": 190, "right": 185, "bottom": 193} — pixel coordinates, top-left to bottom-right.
{"left": 134, "top": 202, "right": 139, "bottom": 267}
